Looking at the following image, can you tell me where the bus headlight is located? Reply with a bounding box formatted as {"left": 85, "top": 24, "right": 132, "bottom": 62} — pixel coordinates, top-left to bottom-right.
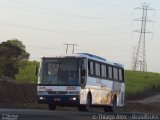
{"left": 73, "top": 97, "right": 77, "bottom": 100}
{"left": 39, "top": 96, "right": 46, "bottom": 100}
{"left": 69, "top": 97, "right": 77, "bottom": 101}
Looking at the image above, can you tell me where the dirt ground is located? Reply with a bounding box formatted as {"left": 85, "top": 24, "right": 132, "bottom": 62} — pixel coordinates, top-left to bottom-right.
{"left": 133, "top": 94, "right": 160, "bottom": 104}
{"left": 0, "top": 80, "right": 159, "bottom": 113}
{"left": 0, "top": 80, "right": 37, "bottom": 107}
{"left": 125, "top": 93, "right": 160, "bottom": 114}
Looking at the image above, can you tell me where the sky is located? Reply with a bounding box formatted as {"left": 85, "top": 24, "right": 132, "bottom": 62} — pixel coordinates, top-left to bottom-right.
{"left": 0, "top": 0, "right": 160, "bottom": 72}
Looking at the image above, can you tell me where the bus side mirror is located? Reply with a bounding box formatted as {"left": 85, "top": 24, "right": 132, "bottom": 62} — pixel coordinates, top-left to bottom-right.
{"left": 81, "top": 70, "right": 86, "bottom": 76}
{"left": 35, "top": 66, "right": 39, "bottom": 76}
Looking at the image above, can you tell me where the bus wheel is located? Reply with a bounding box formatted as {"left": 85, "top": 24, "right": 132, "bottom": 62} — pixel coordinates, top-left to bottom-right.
{"left": 111, "top": 97, "right": 117, "bottom": 112}
{"left": 84, "top": 94, "right": 92, "bottom": 111}
{"left": 78, "top": 94, "right": 91, "bottom": 111}
{"left": 104, "top": 97, "right": 117, "bottom": 112}
{"left": 48, "top": 104, "right": 56, "bottom": 110}
{"left": 104, "top": 106, "right": 112, "bottom": 112}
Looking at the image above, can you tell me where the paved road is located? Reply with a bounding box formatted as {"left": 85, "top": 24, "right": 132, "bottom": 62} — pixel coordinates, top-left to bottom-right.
{"left": 0, "top": 108, "right": 159, "bottom": 120}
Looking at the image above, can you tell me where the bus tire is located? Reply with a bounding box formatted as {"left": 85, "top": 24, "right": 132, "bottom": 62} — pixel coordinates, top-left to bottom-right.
{"left": 84, "top": 94, "right": 92, "bottom": 111}
{"left": 104, "top": 106, "right": 112, "bottom": 112}
{"left": 111, "top": 96, "right": 117, "bottom": 112}
{"left": 104, "top": 97, "right": 117, "bottom": 112}
{"left": 78, "top": 94, "right": 92, "bottom": 111}
{"left": 48, "top": 104, "right": 56, "bottom": 110}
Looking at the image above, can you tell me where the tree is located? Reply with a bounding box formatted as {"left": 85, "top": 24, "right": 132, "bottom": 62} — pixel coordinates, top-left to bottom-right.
{"left": 0, "top": 39, "right": 30, "bottom": 78}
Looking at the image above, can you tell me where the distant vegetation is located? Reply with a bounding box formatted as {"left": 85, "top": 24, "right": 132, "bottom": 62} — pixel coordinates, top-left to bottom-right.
{"left": 125, "top": 70, "right": 160, "bottom": 99}
{"left": 15, "top": 61, "right": 39, "bottom": 84}
{"left": 0, "top": 39, "right": 29, "bottom": 78}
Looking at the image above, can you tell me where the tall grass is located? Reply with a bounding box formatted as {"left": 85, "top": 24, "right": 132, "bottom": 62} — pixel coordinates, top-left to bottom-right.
{"left": 15, "top": 61, "right": 39, "bottom": 84}
{"left": 125, "top": 70, "right": 160, "bottom": 99}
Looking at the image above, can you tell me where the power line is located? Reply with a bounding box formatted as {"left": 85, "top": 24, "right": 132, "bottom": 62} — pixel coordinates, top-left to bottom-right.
{"left": 6, "top": 0, "right": 63, "bottom": 14}
{"left": 4, "top": 0, "right": 131, "bottom": 20}
{"left": 5, "top": 0, "right": 110, "bottom": 20}
{"left": 27, "top": 45, "right": 65, "bottom": 51}
{"left": 64, "top": 43, "right": 77, "bottom": 54}
{"left": 0, "top": 20, "right": 130, "bottom": 34}
{"left": 0, "top": 2, "right": 49, "bottom": 15}
{"left": 132, "top": 3, "right": 155, "bottom": 72}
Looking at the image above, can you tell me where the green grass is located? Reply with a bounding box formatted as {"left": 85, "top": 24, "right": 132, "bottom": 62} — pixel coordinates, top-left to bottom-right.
{"left": 125, "top": 70, "right": 160, "bottom": 99}
{"left": 15, "top": 61, "right": 39, "bottom": 84}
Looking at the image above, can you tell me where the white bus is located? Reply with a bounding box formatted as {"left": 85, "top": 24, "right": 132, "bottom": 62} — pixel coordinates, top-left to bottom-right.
{"left": 37, "top": 53, "right": 125, "bottom": 112}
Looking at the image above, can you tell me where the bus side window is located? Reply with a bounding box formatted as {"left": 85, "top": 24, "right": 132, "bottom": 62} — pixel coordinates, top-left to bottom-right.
{"left": 108, "top": 66, "right": 113, "bottom": 79}
{"left": 95, "top": 63, "right": 100, "bottom": 77}
{"left": 113, "top": 67, "right": 118, "bottom": 80}
{"left": 101, "top": 64, "right": 107, "bottom": 78}
{"left": 118, "top": 69, "right": 123, "bottom": 81}
{"left": 88, "top": 61, "right": 94, "bottom": 75}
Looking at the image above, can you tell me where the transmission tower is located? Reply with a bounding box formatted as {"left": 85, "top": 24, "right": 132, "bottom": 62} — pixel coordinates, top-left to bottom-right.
{"left": 64, "top": 43, "right": 77, "bottom": 54}
{"left": 132, "top": 3, "right": 155, "bottom": 72}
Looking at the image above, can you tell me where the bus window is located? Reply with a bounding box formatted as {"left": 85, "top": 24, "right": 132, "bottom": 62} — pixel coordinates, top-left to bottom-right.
{"left": 118, "top": 69, "right": 123, "bottom": 81}
{"left": 101, "top": 64, "right": 106, "bottom": 78}
{"left": 95, "top": 63, "right": 100, "bottom": 76}
{"left": 108, "top": 66, "right": 113, "bottom": 79}
{"left": 68, "top": 70, "right": 78, "bottom": 84}
{"left": 41, "top": 58, "right": 79, "bottom": 85}
{"left": 45, "top": 63, "right": 59, "bottom": 84}
{"left": 113, "top": 68, "right": 118, "bottom": 80}
{"left": 89, "top": 61, "right": 94, "bottom": 75}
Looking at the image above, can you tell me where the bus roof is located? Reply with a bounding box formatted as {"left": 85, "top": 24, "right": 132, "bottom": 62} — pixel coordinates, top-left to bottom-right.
{"left": 42, "top": 53, "right": 124, "bottom": 68}
{"left": 77, "top": 53, "right": 106, "bottom": 61}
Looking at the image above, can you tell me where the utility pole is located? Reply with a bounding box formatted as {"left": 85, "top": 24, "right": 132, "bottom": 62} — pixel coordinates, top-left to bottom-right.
{"left": 64, "top": 43, "right": 77, "bottom": 54}
{"left": 132, "top": 3, "right": 155, "bottom": 72}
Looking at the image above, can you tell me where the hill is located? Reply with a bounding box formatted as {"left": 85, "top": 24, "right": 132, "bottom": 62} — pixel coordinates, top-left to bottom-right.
{"left": 125, "top": 70, "right": 160, "bottom": 100}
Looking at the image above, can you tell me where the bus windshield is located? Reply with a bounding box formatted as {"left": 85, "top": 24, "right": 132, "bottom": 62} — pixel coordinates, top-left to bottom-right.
{"left": 40, "top": 58, "right": 80, "bottom": 85}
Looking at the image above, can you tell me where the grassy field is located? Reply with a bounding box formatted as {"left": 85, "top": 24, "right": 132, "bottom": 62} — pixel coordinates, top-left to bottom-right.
{"left": 15, "top": 61, "right": 39, "bottom": 84}
{"left": 125, "top": 70, "right": 160, "bottom": 99}
{"left": 15, "top": 61, "right": 160, "bottom": 99}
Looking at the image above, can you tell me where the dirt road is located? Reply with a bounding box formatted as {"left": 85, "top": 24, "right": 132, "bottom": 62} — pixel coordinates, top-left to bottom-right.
{"left": 132, "top": 94, "right": 160, "bottom": 107}
{"left": 135, "top": 94, "right": 160, "bottom": 103}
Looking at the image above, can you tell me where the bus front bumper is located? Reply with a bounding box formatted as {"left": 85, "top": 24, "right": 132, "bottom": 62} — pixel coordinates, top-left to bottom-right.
{"left": 38, "top": 95, "right": 80, "bottom": 106}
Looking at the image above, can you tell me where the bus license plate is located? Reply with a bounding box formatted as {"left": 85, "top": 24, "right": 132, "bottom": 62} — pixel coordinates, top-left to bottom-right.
{"left": 54, "top": 98, "right": 61, "bottom": 101}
